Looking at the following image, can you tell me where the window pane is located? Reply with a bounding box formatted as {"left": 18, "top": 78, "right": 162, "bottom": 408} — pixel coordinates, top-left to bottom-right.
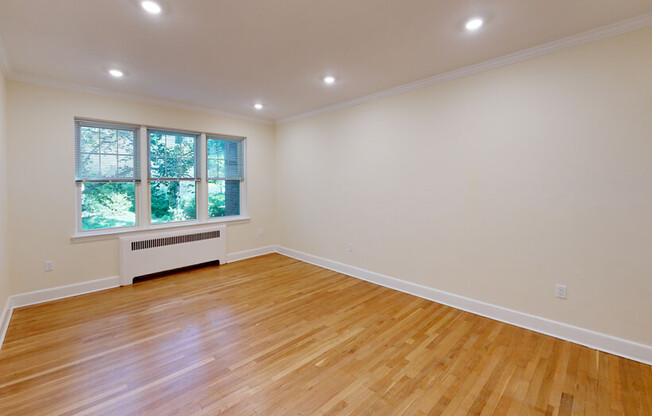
{"left": 81, "top": 183, "right": 136, "bottom": 230}
{"left": 150, "top": 157, "right": 165, "bottom": 178}
{"left": 80, "top": 127, "right": 100, "bottom": 153}
{"left": 166, "top": 135, "right": 180, "bottom": 155}
{"left": 181, "top": 137, "right": 194, "bottom": 156}
{"left": 206, "top": 137, "right": 243, "bottom": 181}
{"left": 118, "top": 156, "right": 134, "bottom": 177}
{"left": 206, "top": 158, "right": 226, "bottom": 179}
{"left": 77, "top": 122, "right": 138, "bottom": 181}
{"left": 149, "top": 131, "right": 197, "bottom": 179}
{"left": 117, "top": 130, "right": 134, "bottom": 154}
{"left": 226, "top": 160, "right": 239, "bottom": 177}
{"left": 100, "top": 129, "right": 117, "bottom": 153}
{"left": 208, "top": 180, "right": 240, "bottom": 217}
{"left": 207, "top": 139, "right": 218, "bottom": 158}
{"left": 101, "top": 155, "right": 118, "bottom": 178}
{"left": 151, "top": 181, "right": 197, "bottom": 223}
{"left": 225, "top": 141, "right": 239, "bottom": 160}
{"left": 81, "top": 153, "right": 100, "bottom": 178}
{"left": 150, "top": 133, "right": 166, "bottom": 156}
{"left": 207, "top": 158, "right": 218, "bottom": 178}
{"left": 166, "top": 157, "right": 180, "bottom": 177}
{"left": 181, "top": 158, "right": 195, "bottom": 177}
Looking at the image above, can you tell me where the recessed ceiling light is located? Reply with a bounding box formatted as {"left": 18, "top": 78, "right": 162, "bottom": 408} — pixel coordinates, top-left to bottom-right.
{"left": 254, "top": 103, "right": 264, "bottom": 110}
{"left": 465, "top": 18, "right": 484, "bottom": 31}
{"left": 141, "top": 1, "right": 162, "bottom": 14}
{"left": 109, "top": 69, "right": 124, "bottom": 78}
{"left": 323, "top": 76, "right": 336, "bottom": 85}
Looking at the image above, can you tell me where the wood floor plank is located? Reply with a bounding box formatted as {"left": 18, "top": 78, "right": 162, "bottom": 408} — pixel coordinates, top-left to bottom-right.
{"left": 0, "top": 254, "right": 649, "bottom": 415}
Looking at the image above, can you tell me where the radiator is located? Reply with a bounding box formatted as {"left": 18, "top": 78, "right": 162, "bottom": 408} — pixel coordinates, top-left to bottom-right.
{"left": 119, "top": 225, "right": 226, "bottom": 285}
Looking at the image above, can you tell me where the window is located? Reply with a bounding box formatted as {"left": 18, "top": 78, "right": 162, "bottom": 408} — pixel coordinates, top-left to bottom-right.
{"left": 207, "top": 136, "right": 244, "bottom": 218}
{"left": 75, "top": 120, "right": 140, "bottom": 231}
{"left": 148, "top": 130, "right": 199, "bottom": 224}
{"left": 75, "top": 119, "right": 247, "bottom": 236}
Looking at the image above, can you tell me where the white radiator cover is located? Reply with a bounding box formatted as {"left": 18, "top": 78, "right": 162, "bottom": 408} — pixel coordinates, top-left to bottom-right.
{"left": 119, "top": 225, "right": 226, "bottom": 285}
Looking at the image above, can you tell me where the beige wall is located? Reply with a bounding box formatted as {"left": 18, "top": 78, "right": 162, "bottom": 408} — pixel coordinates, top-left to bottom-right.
{"left": 6, "top": 82, "right": 276, "bottom": 294}
{"left": 0, "top": 68, "right": 8, "bottom": 314}
{"left": 275, "top": 27, "right": 652, "bottom": 345}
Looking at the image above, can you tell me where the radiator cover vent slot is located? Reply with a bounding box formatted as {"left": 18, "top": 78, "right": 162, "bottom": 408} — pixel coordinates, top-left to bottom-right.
{"left": 131, "top": 230, "right": 220, "bottom": 251}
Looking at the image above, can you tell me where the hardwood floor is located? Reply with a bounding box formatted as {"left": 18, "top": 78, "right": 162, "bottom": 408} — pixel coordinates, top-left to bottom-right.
{"left": 0, "top": 254, "right": 650, "bottom": 415}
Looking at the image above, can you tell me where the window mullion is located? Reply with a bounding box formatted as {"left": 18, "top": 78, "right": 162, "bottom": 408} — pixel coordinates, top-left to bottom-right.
{"left": 139, "top": 125, "right": 150, "bottom": 228}
{"left": 76, "top": 183, "right": 83, "bottom": 234}
{"left": 198, "top": 133, "right": 208, "bottom": 222}
{"left": 240, "top": 138, "right": 247, "bottom": 217}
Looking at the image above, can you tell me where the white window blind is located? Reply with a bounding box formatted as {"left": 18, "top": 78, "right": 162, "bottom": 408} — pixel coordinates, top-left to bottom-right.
{"left": 206, "top": 136, "right": 244, "bottom": 180}
{"left": 148, "top": 129, "right": 200, "bottom": 180}
{"left": 75, "top": 120, "right": 141, "bottom": 182}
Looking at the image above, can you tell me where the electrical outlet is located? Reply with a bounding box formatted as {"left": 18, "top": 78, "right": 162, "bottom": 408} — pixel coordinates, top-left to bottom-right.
{"left": 258, "top": 228, "right": 264, "bottom": 237}
{"left": 555, "top": 284, "right": 567, "bottom": 299}
{"left": 45, "top": 261, "right": 55, "bottom": 272}
{"left": 348, "top": 243, "right": 354, "bottom": 252}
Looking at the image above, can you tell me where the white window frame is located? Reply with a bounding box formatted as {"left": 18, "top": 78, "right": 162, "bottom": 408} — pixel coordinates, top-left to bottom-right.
{"left": 206, "top": 135, "right": 246, "bottom": 220}
{"left": 147, "top": 128, "right": 200, "bottom": 226}
{"left": 74, "top": 119, "right": 142, "bottom": 234}
{"left": 73, "top": 119, "right": 249, "bottom": 242}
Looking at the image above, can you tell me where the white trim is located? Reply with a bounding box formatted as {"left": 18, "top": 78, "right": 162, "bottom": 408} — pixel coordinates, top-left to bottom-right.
{"left": 226, "top": 245, "right": 277, "bottom": 263}
{"left": 6, "top": 72, "right": 273, "bottom": 125}
{"left": 198, "top": 133, "right": 208, "bottom": 222}
{"left": 277, "top": 13, "right": 652, "bottom": 124}
{"left": 138, "top": 126, "right": 149, "bottom": 229}
{"left": 239, "top": 138, "right": 248, "bottom": 218}
{"left": 71, "top": 216, "right": 251, "bottom": 243}
{"left": 0, "top": 296, "right": 13, "bottom": 351}
{"left": 10, "top": 276, "right": 120, "bottom": 309}
{"left": 275, "top": 246, "right": 652, "bottom": 365}
{"left": 0, "top": 245, "right": 274, "bottom": 348}
{"left": 0, "top": 276, "right": 119, "bottom": 351}
{"left": 2, "top": 246, "right": 651, "bottom": 364}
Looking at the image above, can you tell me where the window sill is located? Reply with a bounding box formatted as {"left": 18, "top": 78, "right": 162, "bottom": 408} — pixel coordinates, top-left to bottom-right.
{"left": 71, "top": 216, "right": 251, "bottom": 243}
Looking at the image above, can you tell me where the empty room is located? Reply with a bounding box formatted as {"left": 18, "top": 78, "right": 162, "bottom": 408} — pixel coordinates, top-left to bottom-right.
{"left": 0, "top": 1, "right": 651, "bottom": 415}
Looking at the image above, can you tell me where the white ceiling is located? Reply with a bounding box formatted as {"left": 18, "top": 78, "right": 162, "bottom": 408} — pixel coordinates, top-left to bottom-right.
{"left": 0, "top": 0, "right": 651, "bottom": 121}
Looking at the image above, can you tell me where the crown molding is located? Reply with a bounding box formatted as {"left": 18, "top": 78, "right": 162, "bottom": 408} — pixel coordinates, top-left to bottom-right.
{"left": 277, "top": 12, "right": 652, "bottom": 124}
{"left": 6, "top": 72, "right": 274, "bottom": 125}
{"left": 1, "top": 13, "right": 651, "bottom": 124}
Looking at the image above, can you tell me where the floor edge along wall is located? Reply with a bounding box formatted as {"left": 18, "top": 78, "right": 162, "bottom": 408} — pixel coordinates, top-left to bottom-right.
{"left": 0, "top": 246, "right": 650, "bottom": 366}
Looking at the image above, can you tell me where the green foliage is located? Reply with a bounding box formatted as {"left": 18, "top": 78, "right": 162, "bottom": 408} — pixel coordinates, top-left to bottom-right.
{"left": 208, "top": 180, "right": 226, "bottom": 217}
{"left": 81, "top": 183, "right": 136, "bottom": 230}
{"left": 150, "top": 181, "right": 196, "bottom": 223}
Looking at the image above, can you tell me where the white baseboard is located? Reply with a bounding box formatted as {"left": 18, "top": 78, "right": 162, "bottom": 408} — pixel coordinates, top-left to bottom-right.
{"left": 0, "top": 276, "right": 120, "bottom": 351}
{"left": 2, "top": 247, "right": 650, "bottom": 365}
{"left": 0, "top": 245, "right": 274, "bottom": 349}
{"left": 0, "top": 295, "right": 13, "bottom": 351}
{"left": 11, "top": 276, "right": 120, "bottom": 309}
{"left": 226, "top": 245, "right": 277, "bottom": 263}
{"left": 275, "top": 246, "right": 652, "bottom": 365}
